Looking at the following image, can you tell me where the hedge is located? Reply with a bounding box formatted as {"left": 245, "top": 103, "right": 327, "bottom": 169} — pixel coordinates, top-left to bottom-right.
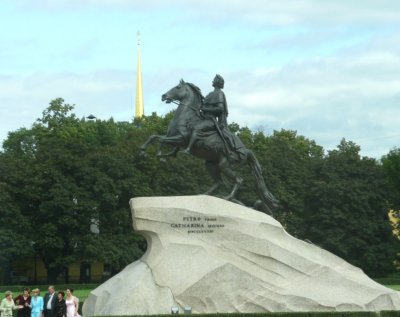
{"left": 374, "top": 277, "right": 400, "bottom": 285}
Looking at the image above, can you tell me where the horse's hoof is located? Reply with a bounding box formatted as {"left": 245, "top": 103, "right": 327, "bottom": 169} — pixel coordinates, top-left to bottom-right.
{"left": 180, "top": 149, "right": 191, "bottom": 155}
{"left": 223, "top": 195, "right": 233, "bottom": 201}
{"left": 138, "top": 150, "right": 147, "bottom": 158}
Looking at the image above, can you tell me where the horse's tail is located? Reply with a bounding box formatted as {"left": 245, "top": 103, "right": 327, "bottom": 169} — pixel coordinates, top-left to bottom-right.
{"left": 246, "top": 149, "right": 278, "bottom": 215}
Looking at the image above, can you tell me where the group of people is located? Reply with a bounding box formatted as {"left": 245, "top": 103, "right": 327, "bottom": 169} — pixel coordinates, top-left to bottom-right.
{"left": 0, "top": 286, "right": 79, "bottom": 317}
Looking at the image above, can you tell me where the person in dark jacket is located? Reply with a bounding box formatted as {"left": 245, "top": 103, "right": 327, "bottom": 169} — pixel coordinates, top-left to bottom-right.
{"left": 54, "top": 292, "right": 66, "bottom": 317}
{"left": 14, "top": 288, "right": 31, "bottom": 317}
{"left": 43, "top": 286, "right": 57, "bottom": 317}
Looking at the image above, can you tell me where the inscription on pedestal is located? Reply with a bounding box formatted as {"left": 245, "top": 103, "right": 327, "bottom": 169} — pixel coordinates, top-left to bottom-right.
{"left": 170, "top": 216, "right": 225, "bottom": 234}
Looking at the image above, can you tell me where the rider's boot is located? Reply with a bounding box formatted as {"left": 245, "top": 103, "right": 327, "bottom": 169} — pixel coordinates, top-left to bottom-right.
{"left": 181, "top": 132, "right": 197, "bottom": 154}
{"left": 181, "top": 147, "right": 192, "bottom": 155}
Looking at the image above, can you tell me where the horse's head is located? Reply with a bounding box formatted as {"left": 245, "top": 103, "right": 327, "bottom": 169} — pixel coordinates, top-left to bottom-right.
{"left": 161, "top": 79, "right": 190, "bottom": 104}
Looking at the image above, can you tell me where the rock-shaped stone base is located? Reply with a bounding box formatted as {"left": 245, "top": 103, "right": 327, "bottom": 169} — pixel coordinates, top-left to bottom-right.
{"left": 83, "top": 196, "right": 400, "bottom": 316}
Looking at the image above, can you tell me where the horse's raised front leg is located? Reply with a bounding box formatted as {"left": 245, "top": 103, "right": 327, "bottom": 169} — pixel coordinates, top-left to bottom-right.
{"left": 155, "top": 135, "right": 186, "bottom": 157}
{"left": 156, "top": 146, "right": 180, "bottom": 159}
{"left": 139, "top": 134, "right": 164, "bottom": 156}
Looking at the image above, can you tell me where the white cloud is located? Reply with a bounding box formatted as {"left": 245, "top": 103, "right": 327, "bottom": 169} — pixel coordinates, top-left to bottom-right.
{"left": 2, "top": 35, "right": 400, "bottom": 158}
{"left": 0, "top": 70, "right": 135, "bottom": 144}
{"left": 14, "top": 0, "right": 400, "bottom": 26}
{"left": 1, "top": 1, "right": 400, "bottom": 158}
{"left": 222, "top": 39, "right": 400, "bottom": 157}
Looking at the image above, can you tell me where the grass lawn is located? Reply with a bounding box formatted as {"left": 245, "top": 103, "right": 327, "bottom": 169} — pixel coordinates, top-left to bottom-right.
{"left": 386, "top": 284, "right": 400, "bottom": 291}
{"left": 70, "top": 288, "right": 92, "bottom": 302}
{"left": 6, "top": 284, "right": 400, "bottom": 304}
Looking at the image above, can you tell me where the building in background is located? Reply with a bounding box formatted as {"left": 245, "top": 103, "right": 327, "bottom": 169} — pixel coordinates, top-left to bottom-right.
{"left": 8, "top": 259, "right": 112, "bottom": 284}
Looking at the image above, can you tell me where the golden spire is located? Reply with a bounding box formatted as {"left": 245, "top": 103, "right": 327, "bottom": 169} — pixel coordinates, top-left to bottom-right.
{"left": 135, "top": 31, "right": 144, "bottom": 118}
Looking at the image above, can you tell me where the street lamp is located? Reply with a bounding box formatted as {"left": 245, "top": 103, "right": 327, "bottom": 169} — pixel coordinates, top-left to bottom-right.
{"left": 171, "top": 306, "right": 179, "bottom": 314}
{"left": 184, "top": 307, "right": 192, "bottom": 315}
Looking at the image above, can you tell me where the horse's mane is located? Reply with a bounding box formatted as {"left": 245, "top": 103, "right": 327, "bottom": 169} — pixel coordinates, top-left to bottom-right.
{"left": 186, "top": 82, "right": 204, "bottom": 104}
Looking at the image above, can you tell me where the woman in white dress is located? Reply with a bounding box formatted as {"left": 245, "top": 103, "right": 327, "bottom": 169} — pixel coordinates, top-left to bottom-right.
{"left": 0, "top": 291, "right": 23, "bottom": 317}
{"left": 64, "top": 289, "right": 78, "bottom": 317}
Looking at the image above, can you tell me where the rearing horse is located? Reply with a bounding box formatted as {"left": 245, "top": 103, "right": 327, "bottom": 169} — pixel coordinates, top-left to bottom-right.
{"left": 139, "top": 79, "right": 278, "bottom": 214}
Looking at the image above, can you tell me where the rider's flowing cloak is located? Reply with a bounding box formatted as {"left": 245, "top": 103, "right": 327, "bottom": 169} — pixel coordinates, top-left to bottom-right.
{"left": 200, "top": 90, "right": 246, "bottom": 160}
{"left": 196, "top": 128, "right": 247, "bottom": 161}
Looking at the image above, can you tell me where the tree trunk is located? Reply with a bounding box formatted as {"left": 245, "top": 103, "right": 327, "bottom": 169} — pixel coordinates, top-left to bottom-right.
{"left": 46, "top": 267, "right": 61, "bottom": 284}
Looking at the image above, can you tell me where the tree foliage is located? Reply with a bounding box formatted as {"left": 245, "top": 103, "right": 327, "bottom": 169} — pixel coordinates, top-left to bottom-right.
{"left": 382, "top": 148, "right": 400, "bottom": 210}
{"left": 0, "top": 99, "right": 398, "bottom": 280}
{"left": 302, "top": 139, "right": 398, "bottom": 275}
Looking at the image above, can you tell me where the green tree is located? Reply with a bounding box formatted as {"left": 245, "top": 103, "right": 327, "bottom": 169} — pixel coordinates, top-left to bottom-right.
{"left": 0, "top": 155, "right": 32, "bottom": 283}
{"left": 382, "top": 148, "right": 400, "bottom": 211}
{"left": 1, "top": 99, "right": 148, "bottom": 282}
{"left": 235, "top": 129, "right": 323, "bottom": 235}
{"left": 1, "top": 99, "right": 398, "bottom": 281}
{"left": 303, "top": 139, "right": 398, "bottom": 276}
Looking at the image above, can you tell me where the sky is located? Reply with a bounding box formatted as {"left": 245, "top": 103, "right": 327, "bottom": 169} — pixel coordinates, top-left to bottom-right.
{"left": 0, "top": 0, "right": 399, "bottom": 158}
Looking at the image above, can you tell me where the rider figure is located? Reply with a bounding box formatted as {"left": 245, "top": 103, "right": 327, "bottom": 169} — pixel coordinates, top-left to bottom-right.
{"left": 182, "top": 74, "right": 229, "bottom": 154}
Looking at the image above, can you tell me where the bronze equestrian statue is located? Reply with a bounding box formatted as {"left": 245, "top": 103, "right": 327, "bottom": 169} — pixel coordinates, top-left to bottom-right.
{"left": 139, "top": 75, "right": 278, "bottom": 215}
